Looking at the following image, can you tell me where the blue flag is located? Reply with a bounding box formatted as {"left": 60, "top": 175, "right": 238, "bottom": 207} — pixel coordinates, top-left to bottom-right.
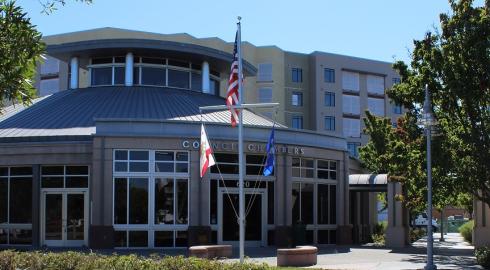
{"left": 263, "top": 125, "right": 275, "bottom": 176}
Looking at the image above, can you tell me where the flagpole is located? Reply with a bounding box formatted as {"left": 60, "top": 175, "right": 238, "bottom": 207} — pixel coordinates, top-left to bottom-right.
{"left": 236, "top": 16, "right": 245, "bottom": 264}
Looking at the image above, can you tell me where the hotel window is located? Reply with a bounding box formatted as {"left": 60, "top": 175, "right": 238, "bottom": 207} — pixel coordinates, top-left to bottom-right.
{"left": 39, "top": 78, "right": 59, "bottom": 96}
{"left": 0, "top": 167, "right": 33, "bottom": 245}
{"left": 342, "top": 71, "right": 359, "bottom": 92}
{"left": 292, "top": 115, "right": 303, "bottom": 129}
{"left": 317, "top": 184, "right": 336, "bottom": 225}
{"left": 343, "top": 118, "right": 361, "bottom": 138}
{"left": 292, "top": 183, "right": 314, "bottom": 225}
{"left": 90, "top": 57, "right": 125, "bottom": 86}
{"left": 292, "top": 92, "right": 303, "bottom": 106}
{"left": 324, "top": 116, "right": 335, "bottom": 131}
{"left": 155, "top": 151, "right": 189, "bottom": 174}
{"left": 292, "top": 157, "right": 314, "bottom": 178}
{"left": 41, "top": 166, "right": 89, "bottom": 188}
{"left": 366, "top": 75, "right": 385, "bottom": 95}
{"left": 40, "top": 55, "right": 60, "bottom": 75}
{"left": 211, "top": 153, "right": 239, "bottom": 174}
{"left": 113, "top": 150, "right": 190, "bottom": 248}
{"left": 393, "top": 103, "right": 402, "bottom": 114}
{"left": 257, "top": 63, "right": 273, "bottom": 82}
{"left": 347, "top": 142, "right": 361, "bottom": 158}
{"left": 325, "top": 92, "right": 335, "bottom": 107}
{"left": 368, "top": 97, "right": 385, "bottom": 117}
{"left": 114, "top": 150, "right": 150, "bottom": 173}
{"left": 258, "top": 88, "right": 273, "bottom": 103}
{"left": 342, "top": 94, "right": 360, "bottom": 115}
{"left": 246, "top": 154, "right": 274, "bottom": 176}
{"left": 392, "top": 77, "right": 401, "bottom": 85}
{"left": 292, "top": 68, "right": 302, "bottom": 83}
{"left": 317, "top": 160, "right": 337, "bottom": 180}
{"left": 324, "top": 68, "right": 335, "bottom": 83}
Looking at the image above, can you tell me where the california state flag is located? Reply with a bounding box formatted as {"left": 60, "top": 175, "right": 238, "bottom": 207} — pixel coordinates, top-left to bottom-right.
{"left": 200, "top": 124, "right": 216, "bottom": 177}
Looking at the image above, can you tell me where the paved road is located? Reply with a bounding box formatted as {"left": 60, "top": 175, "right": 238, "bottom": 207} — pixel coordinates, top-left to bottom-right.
{"left": 226, "top": 233, "right": 481, "bottom": 269}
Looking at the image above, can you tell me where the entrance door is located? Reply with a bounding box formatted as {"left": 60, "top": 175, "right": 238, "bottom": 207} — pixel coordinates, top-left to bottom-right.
{"left": 42, "top": 191, "right": 88, "bottom": 247}
{"left": 218, "top": 188, "right": 267, "bottom": 247}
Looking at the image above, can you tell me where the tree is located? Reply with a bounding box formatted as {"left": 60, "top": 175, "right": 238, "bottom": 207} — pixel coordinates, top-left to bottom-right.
{"left": 0, "top": 0, "right": 92, "bottom": 107}
{"left": 39, "top": 0, "right": 92, "bottom": 15}
{"left": 361, "top": 0, "right": 488, "bottom": 211}
{"left": 0, "top": 0, "right": 44, "bottom": 106}
{"left": 388, "top": 0, "right": 490, "bottom": 207}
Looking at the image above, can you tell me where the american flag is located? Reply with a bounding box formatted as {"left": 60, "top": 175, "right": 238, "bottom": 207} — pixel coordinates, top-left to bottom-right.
{"left": 226, "top": 32, "right": 240, "bottom": 127}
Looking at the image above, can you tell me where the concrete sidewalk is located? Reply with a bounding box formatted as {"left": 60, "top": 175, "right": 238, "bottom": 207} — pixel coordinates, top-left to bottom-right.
{"left": 227, "top": 233, "right": 481, "bottom": 269}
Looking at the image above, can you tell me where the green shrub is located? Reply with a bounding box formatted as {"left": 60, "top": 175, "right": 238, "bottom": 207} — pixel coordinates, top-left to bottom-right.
{"left": 409, "top": 228, "right": 426, "bottom": 243}
{"left": 459, "top": 220, "right": 474, "bottom": 243}
{"left": 0, "top": 251, "right": 278, "bottom": 270}
{"left": 476, "top": 246, "right": 490, "bottom": 269}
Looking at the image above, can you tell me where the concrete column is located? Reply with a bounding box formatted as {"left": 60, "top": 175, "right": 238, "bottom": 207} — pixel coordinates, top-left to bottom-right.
{"left": 385, "top": 181, "right": 409, "bottom": 248}
{"left": 285, "top": 155, "right": 293, "bottom": 226}
{"left": 69, "top": 57, "right": 79, "bottom": 89}
{"left": 337, "top": 152, "right": 353, "bottom": 244}
{"left": 275, "top": 153, "right": 286, "bottom": 226}
{"left": 202, "top": 61, "right": 210, "bottom": 93}
{"left": 125, "top": 52, "right": 134, "bottom": 86}
{"left": 31, "top": 165, "right": 40, "bottom": 248}
{"left": 189, "top": 149, "right": 200, "bottom": 226}
{"left": 473, "top": 195, "right": 490, "bottom": 248}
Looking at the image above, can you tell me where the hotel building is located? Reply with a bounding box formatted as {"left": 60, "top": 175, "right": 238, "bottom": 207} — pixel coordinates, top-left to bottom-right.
{"left": 0, "top": 28, "right": 400, "bottom": 249}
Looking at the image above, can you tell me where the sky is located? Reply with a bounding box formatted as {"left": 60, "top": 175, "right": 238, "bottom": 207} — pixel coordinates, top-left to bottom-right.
{"left": 15, "top": 0, "right": 485, "bottom": 63}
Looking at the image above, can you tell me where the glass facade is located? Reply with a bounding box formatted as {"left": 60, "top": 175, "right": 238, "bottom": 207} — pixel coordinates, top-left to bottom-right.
{"left": 291, "top": 158, "right": 337, "bottom": 245}
{"left": 113, "top": 150, "right": 189, "bottom": 248}
{"left": 0, "top": 167, "right": 33, "bottom": 246}
{"left": 90, "top": 56, "right": 220, "bottom": 94}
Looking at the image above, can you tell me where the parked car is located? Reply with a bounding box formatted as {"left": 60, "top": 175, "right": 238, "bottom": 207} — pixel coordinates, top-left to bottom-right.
{"left": 412, "top": 213, "right": 439, "bottom": 232}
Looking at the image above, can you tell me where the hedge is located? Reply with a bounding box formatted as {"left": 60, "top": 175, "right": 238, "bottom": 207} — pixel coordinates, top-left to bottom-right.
{"left": 0, "top": 250, "right": 276, "bottom": 270}
{"left": 458, "top": 220, "right": 474, "bottom": 244}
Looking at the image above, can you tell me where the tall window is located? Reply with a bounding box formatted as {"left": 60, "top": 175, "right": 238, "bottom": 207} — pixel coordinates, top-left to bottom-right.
{"left": 393, "top": 103, "right": 402, "bottom": 114}
{"left": 343, "top": 118, "right": 361, "bottom": 138}
{"left": 342, "top": 71, "right": 359, "bottom": 92}
{"left": 0, "top": 167, "right": 33, "bottom": 245}
{"left": 324, "top": 68, "right": 335, "bottom": 83}
{"left": 292, "top": 92, "right": 303, "bottom": 106}
{"left": 292, "top": 68, "right": 303, "bottom": 83}
{"left": 368, "top": 97, "right": 385, "bottom": 117}
{"left": 291, "top": 158, "right": 338, "bottom": 244}
{"left": 292, "top": 115, "right": 303, "bottom": 129}
{"left": 90, "top": 57, "right": 125, "bottom": 86}
{"left": 324, "top": 116, "right": 335, "bottom": 131}
{"left": 324, "top": 92, "right": 335, "bottom": 107}
{"left": 342, "top": 94, "right": 360, "bottom": 115}
{"left": 347, "top": 142, "right": 361, "bottom": 158}
{"left": 113, "top": 150, "right": 189, "bottom": 248}
{"left": 257, "top": 63, "right": 273, "bottom": 82}
{"left": 258, "top": 88, "right": 273, "bottom": 103}
{"left": 292, "top": 158, "right": 314, "bottom": 178}
{"left": 366, "top": 75, "right": 385, "bottom": 95}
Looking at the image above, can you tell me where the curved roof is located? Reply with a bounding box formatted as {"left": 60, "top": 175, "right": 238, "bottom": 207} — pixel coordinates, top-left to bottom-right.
{"left": 47, "top": 39, "right": 257, "bottom": 76}
{"left": 349, "top": 174, "right": 388, "bottom": 185}
{"left": 0, "top": 86, "right": 277, "bottom": 140}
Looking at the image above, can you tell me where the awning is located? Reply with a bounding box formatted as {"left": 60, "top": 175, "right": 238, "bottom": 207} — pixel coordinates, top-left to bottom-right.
{"left": 349, "top": 174, "right": 388, "bottom": 192}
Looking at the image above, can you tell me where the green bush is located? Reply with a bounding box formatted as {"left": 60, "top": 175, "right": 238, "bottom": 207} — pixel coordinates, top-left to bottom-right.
{"left": 410, "top": 228, "right": 426, "bottom": 243}
{"left": 476, "top": 246, "right": 490, "bottom": 269}
{"left": 459, "top": 220, "right": 474, "bottom": 244}
{"left": 0, "top": 251, "right": 277, "bottom": 270}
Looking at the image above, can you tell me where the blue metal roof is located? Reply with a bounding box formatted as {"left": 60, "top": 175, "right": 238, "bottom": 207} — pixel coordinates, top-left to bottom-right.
{"left": 0, "top": 86, "right": 279, "bottom": 139}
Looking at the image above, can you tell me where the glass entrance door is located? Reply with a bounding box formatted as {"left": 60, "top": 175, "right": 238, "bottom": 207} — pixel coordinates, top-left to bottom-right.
{"left": 42, "top": 191, "right": 88, "bottom": 247}
{"left": 218, "top": 188, "right": 266, "bottom": 247}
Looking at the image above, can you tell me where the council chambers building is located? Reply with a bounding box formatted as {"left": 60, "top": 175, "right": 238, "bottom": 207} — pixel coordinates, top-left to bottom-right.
{"left": 0, "top": 28, "right": 401, "bottom": 249}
